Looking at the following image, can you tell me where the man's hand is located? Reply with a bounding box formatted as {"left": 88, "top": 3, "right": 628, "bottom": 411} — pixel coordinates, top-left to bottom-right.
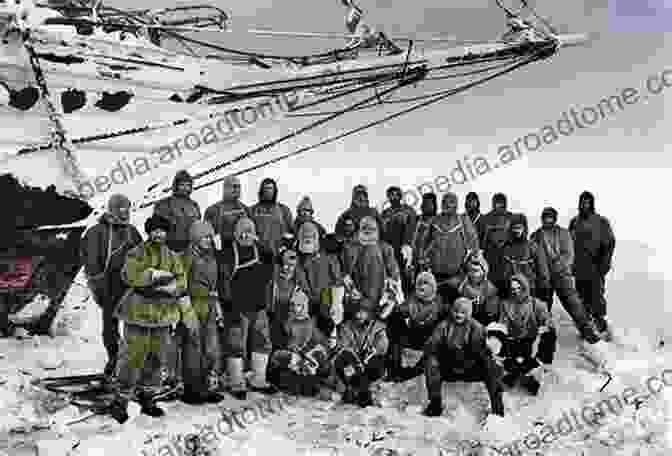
{"left": 401, "top": 245, "right": 413, "bottom": 268}
{"left": 486, "top": 336, "right": 503, "bottom": 356}
{"left": 150, "top": 269, "right": 175, "bottom": 285}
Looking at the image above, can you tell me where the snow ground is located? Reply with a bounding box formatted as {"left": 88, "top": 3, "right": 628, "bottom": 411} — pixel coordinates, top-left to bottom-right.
{"left": 0, "top": 269, "right": 670, "bottom": 456}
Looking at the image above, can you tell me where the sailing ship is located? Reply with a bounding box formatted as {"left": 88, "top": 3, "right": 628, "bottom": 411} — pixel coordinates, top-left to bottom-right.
{"left": 0, "top": 0, "right": 590, "bottom": 333}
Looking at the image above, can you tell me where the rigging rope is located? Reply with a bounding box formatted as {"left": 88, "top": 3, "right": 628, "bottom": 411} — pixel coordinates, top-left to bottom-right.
{"left": 171, "top": 42, "right": 554, "bottom": 197}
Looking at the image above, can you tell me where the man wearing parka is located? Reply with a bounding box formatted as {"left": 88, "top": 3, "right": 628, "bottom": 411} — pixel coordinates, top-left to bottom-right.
{"left": 296, "top": 222, "right": 344, "bottom": 335}
{"left": 249, "top": 177, "right": 294, "bottom": 254}
{"left": 569, "top": 191, "right": 616, "bottom": 335}
{"left": 203, "top": 175, "right": 250, "bottom": 244}
{"left": 179, "top": 220, "right": 224, "bottom": 404}
{"left": 294, "top": 196, "right": 328, "bottom": 240}
{"left": 464, "top": 192, "right": 485, "bottom": 239}
{"left": 496, "top": 274, "right": 557, "bottom": 396}
{"left": 530, "top": 207, "right": 602, "bottom": 344}
{"left": 115, "top": 214, "right": 198, "bottom": 418}
{"left": 457, "top": 251, "right": 499, "bottom": 326}
{"left": 153, "top": 170, "right": 201, "bottom": 254}
{"left": 81, "top": 194, "right": 143, "bottom": 378}
{"left": 479, "top": 193, "right": 513, "bottom": 297}
{"left": 335, "top": 184, "right": 384, "bottom": 239}
{"left": 381, "top": 186, "right": 417, "bottom": 294}
{"left": 217, "top": 216, "right": 275, "bottom": 398}
{"left": 386, "top": 271, "right": 448, "bottom": 382}
{"left": 411, "top": 192, "right": 437, "bottom": 273}
{"left": 423, "top": 297, "right": 504, "bottom": 417}
{"left": 334, "top": 307, "right": 389, "bottom": 407}
{"left": 499, "top": 213, "right": 551, "bottom": 300}
{"left": 417, "top": 192, "right": 479, "bottom": 305}
{"left": 341, "top": 216, "right": 401, "bottom": 318}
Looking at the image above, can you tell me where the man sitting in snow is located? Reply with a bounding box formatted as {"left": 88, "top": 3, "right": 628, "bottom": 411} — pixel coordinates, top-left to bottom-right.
{"left": 457, "top": 251, "right": 499, "bottom": 326}
{"left": 115, "top": 214, "right": 198, "bottom": 418}
{"left": 267, "top": 288, "right": 332, "bottom": 397}
{"left": 423, "top": 297, "right": 504, "bottom": 418}
{"left": 494, "top": 274, "right": 557, "bottom": 396}
{"left": 333, "top": 306, "right": 389, "bottom": 407}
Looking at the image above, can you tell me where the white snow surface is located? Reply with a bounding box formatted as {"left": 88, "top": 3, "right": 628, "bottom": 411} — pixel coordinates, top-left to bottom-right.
{"left": 0, "top": 269, "right": 670, "bottom": 456}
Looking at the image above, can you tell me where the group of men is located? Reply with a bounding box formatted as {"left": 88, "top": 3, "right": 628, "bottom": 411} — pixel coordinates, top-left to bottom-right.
{"left": 79, "top": 169, "right": 616, "bottom": 422}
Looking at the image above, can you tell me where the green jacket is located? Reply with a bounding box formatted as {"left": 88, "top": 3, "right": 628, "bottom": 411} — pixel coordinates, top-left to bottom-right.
{"left": 116, "top": 241, "right": 196, "bottom": 327}
{"left": 182, "top": 250, "right": 220, "bottom": 323}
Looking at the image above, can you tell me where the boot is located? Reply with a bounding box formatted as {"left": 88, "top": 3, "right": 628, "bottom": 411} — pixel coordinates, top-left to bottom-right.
{"left": 579, "top": 319, "right": 601, "bottom": 345}
{"left": 342, "top": 388, "right": 357, "bottom": 404}
{"left": 423, "top": 398, "right": 443, "bottom": 417}
{"left": 519, "top": 375, "right": 540, "bottom": 396}
{"left": 248, "top": 352, "right": 277, "bottom": 393}
{"left": 226, "top": 358, "right": 248, "bottom": 400}
{"left": 501, "top": 373, "right": 518, "bottom": 388}
{"left": 137, "top": 390, "right": 165, "bottom": 418}
{"left": 357, "top": 390, "right": 374, "bottom": 408}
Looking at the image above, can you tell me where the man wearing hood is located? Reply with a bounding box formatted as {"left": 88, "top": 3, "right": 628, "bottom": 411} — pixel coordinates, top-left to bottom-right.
{"left": 381, "top": 186, "right": 417, "bottom": 294}
{"left": 341, "top": 216, "right": 401, "bottom": 319}
{"left": 423, "top": 297, "right": 504, "bottom": 417}
{"left": 153, "top": 170, "right": 201, "bottom": 254}
{"left": 81, "top": 194, "right": 143, "bottom": 379}
{"left": 417, "top": 192, "right": 479, "bottom": 305}
{"left": 496, "top": 274, "right": 556, "bottom": 396}
{"left": 180, "top": 220, "right": 224, "bottom": 404}
{"left": 412, "top": 192, "right": 438, "bottom": 273}
{"left": 480, "top": 193, "right": 513, "bottom": 297}
{"left": 250, "top": 177, "right": 294, "bottom": 254}
{"left": 294, "top": 196, "right": 327, "bottom": 240}
{"left": 115, "top": 214, "right": 198, "bottom": 418}
{"left": 569, "top": 191, "right": 616, "bottom": 337}
{"left": 457, "top": 251, "right": 499, "bottom": 326}
{"left": 335, "top": 185, "right": 384, "bottom": 239}
{"left": 204, "top": 176, "right": 250, "bottom": 244}
{"left": 295, "top": 222, "right": 344, "bottom": 336}
{"left": 499, "top": 213, "right": 550, "bottom": 300}
{"left": 464, "top": 192, "right": 484, "bottom": 240}
{"left": 218, "top": 216, "right": 275, "bottom": 398}
{"left": 530, "top": 207, "right": 602, "bottom": 344}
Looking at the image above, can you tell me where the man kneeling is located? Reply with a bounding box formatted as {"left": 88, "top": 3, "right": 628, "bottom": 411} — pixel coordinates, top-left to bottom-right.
{"left": 423, "top": 297, "right": 504, "bottom": 418}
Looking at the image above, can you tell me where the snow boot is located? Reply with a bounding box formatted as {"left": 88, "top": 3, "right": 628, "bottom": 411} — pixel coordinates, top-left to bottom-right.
{"left": 342, "top": 388, "right": 358, "bottom": 405}
{"left": 357, "top": 390, "right": 374, "bottom": 408}
{"left": 579, "top": 319, "right": 601, "bottom": 345}
{"left": 137, "top": 390, "right": 165, "bottom": 418}
{"left": 519, "top": 375, "right": 540, "bottom": 396}
{"left": 227, "top": 357, "right": 248, "bottom": 400}
{"left": 248, "top": 352, "right": 277, "bottom": 394}
{"left": 501, "top": 373, "right": 518, "bottom": 388}
{"left": 423, "top": 398, "right": 443, "bottom": 417}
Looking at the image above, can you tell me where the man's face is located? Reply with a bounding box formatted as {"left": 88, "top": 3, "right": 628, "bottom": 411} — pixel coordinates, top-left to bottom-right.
{"left": 442, "top": 197, "right": 458, "bottom": 215}
{"left": 354, "top": 310, "right": 369, "bottom": 326}
{"left": 353, "top": 192, "right": 369, "bottom": 209}
{"left": 542, "top": 215, "right": 556, "bottom": 230}
{"left": 281, "top": 250, "right": 298, "bottom": 272}
{"left": 465, "top": 197, "right": 479, "bottom": 213}
{"left": 298, "top": 208, "right": 314, "bottom": 220}
{"left": 580, "top": 198, "right": 592, "bottom": 215}
{"left": 421, "top": 199, "right": 435, "bottom": 216}
{"left": 387, "top": 190, "right": 402, "bottom": 207}
{"left": 452, "top": 300, "right": 471, "bottom": 324}
{"left": 510, "top": 280, "right": 523, "bottom": 300}
{"left": 175, "top": 181, "right": 192, "bottom": 197}
{"left": 236, "top": 223, "right": 256, "bottom": 246}
{"left": 197, "top": 235, "right": 214, "bottom": 251}
{"left": 224, "top": 181, "right": 241, "bottom": 200}
{"left": 262, "top": 183, "right": 275, "bottom": 201}
{"left": 150, "top": 228, "right": 167, "bottom": 243}
{"left": 415, "top": 278, "right": 433, "bottom": 298}
{"left": 116, "top": 204, "right": 131, "bottom": 223}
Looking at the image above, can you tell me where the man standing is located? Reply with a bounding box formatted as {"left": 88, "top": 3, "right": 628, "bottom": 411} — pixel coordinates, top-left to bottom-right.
{"left": 530, "top": 207, "right": 602, "bottom": 344}
{"left": 464, "top": 192, "right": 484, "bottom": 241}
{"left": 153, "top": 170, "right": 201, "bottom": 254}
{"left": 81, "top": 194, "right": 143, "bottom": 379}
{"left": 335, "top": 185, "right": 384, "bottom": 238}
{"left": 480, "top": 193, "right": 513, "bottom": 297}
{"left": 569, "top": 192, "right": 616, "bottom": 339}
{"left": 204, "top": 175, "right": 250, "bottom": 244}
{"left": 249, "top": 178, "right": 294, "bottom": 254}
{"left": 381, "top": 186, "right": 417, "bottom": 293}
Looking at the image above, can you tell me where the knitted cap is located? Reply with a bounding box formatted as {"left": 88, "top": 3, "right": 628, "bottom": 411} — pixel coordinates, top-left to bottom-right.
{"left": 145, "top": 214, "right": 172, "bottom": 235}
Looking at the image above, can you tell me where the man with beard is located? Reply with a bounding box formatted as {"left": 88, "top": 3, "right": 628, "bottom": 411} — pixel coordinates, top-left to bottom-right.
{"left": 423, "top": 297, "right": 504, "bottom": 417}
{"left": 341, "top": 216, "right": 401, "bottom": 320}
{"left": 294, "top": 196, "right": 328, "bottom": 240}
{"left": 153, "top": 170, "right": 201, "bottom": 254}
{"left": 335, "top": 185, "right": 384, "bottom": 239}
{"left": 530, "top": 207, "right": 603, "bottom": 344}
{"left": 569, "top": 192, "right": 616, "bottom": 339}
{"left": 250, "top": 178, "right": 294, "bottom": 254}
{"left": 204, "top": 176, "right": 250, "bottom": 245}
{"left": 499, "top": 213, "right": 550, "bottom": 301}
{"left": 115, "top": 214, "right": 198, "bottom": 418}
{"left": 417, "top": 192, "right": 479, "bottom": 305}
{"left": 81, "top": 194, "right": 143, "bottom": 380}
{"left": 480, "top": 193, "right": 513, "bottom": 297}
{"left": 218, "top": 217, "right": 275, "bottom": 399}
{"left": 464, "top": 192, "right": 485, "bottom": 241}
{"left": 412, "top": 192, "right": 438, "bottom": 273}
{"left": 381, "top": 186, "right": 417, "bottom": 294}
